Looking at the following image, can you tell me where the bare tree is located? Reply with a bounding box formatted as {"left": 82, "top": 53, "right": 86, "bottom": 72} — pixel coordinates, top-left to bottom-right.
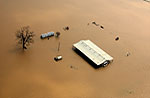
{"left": 16, "top": 26, "right": 35, "bottom": 49}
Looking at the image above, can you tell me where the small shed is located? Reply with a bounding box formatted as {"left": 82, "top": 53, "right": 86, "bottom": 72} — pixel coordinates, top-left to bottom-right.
{"left": 73, "top": 40, "right": 113, "bottom": 68}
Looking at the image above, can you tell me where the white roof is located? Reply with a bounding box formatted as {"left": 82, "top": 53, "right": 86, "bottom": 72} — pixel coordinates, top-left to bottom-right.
{"left": 41, "top": 32, "right": 54, "bottom": 38}
{"left": 73, "top": 40, "right": 113, "bottom": 65}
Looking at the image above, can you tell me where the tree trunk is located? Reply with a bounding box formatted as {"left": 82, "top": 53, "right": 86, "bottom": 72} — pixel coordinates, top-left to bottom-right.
{"left": 23, "top": 42, "right": 26, "bottom": 49}
{"left": 22, "top": 36, "right": 27, "bottom": 49}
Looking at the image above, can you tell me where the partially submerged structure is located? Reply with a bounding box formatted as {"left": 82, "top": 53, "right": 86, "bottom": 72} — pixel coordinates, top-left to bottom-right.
{"left": 73, "top": 40, "right": 113, "bottom": 68}
{"left": 40, "top": 32, "right": 54, "bottom": 39}
{"left": 54, "top": 55, "right": 62, "bottom": 62}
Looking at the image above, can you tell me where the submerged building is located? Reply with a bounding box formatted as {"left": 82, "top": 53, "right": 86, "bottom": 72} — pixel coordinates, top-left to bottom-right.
{"left": 40, "top": 32, "right": 54, "bottom": 39}
{"left": 73, "top": 40, "right": 113, "bottom": 68}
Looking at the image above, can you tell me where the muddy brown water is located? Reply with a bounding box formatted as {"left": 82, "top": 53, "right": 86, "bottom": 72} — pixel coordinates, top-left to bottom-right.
{"left": 0, "top": 0, "right": 150, "bottom": 98}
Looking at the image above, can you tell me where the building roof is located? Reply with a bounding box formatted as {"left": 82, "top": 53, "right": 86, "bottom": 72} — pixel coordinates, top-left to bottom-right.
{"left": 73, "top": 40, "right": 113, "bottom": 65}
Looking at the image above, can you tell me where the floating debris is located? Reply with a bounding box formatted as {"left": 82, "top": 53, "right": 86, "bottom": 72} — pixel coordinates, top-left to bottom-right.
{"left": 92, "top": 21, "right": 96, "bottom": 24}
{"left": 126, "top": 52, "right": 130, "bottom": 57}
{"left": 115, "top": 37, "right": 119, "bottom": 41}
{"left": 63, "top": 26, "right": 69, "bottom": 31}
{"left": 55, "top": 32, "right": 60, "bottom": 37}
{"left": 69, "top": 65, "right": 78, "bottom": 70}
{"left": 40, "top": 32, "right": 54, "bottom": 39}
{"left": 54, "top": 55, "right": 62, "bottom": 62}
{"left": 127, "top": 90, "right": 134, "bottom": 94}
{"left": 144, "top": 0, "right": 150, "bottom": 3}
{"left": 70, "top": 65, "right": 73, "bottom": 68}
{"left": 92, "top": 21, "right": 99, "bottom": 26}
{"left": 100, "top": 25, "right": 104, "bottom": 29}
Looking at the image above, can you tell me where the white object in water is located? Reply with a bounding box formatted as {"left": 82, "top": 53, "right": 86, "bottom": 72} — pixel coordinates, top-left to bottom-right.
{"left": 54, "top": 55, "right": 62, "bottom": 61}
{"left": 73, "top": 40, "right": 113, "bottom": 67}
{"left": 40, "top": 32, "right": 54, "bottom": 39}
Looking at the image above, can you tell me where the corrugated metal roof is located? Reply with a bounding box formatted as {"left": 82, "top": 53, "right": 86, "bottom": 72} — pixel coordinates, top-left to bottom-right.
{"left": 73, "top": 40, "right": 113, "bottom": 65}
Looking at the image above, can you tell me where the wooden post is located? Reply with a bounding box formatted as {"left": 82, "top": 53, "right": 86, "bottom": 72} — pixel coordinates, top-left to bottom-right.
{"left": 58, "top": 42, "right": 60, "bottom": 52}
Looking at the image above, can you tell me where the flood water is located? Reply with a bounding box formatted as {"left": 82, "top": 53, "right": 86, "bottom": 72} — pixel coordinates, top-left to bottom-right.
{"left": 0, "top": 0, "right": 150, "bottom": 98}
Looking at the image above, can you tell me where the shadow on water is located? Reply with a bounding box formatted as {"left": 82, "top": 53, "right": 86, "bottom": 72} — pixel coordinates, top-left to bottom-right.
{"left": 72, "top": 48, "right": 104, "bottom": 69}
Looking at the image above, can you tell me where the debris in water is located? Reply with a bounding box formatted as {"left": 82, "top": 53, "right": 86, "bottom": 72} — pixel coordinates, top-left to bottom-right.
{"left": 70, "top": 65, "right": 73, "bottom": 68}
{"left": 63, "top": 26, "right": 69, "bottom": 31}
{"left": 127, "top": 90, "right": 134, "bottom": 94}
{"left": 126, "top": 52, "right": 130, "bottom": 57}
{"left": 143, "top": 0, "right": 150, "bottom": 3}
{"left": 115, "top": 37, "right": 119, "bottom": 41}
{"left": 69, "top": 65, "right": 78, "bottom": 70}
{"left": 92, "top": 21, "right": 96, "bottom": 24}
{"left": 55, "top": 32, "right": 60, "bottom": 37}
{"left": 92, "top": 21, "right": 99, "bottom": 26}
{"left": 100, "top": 25, "right": 104, "bottom": 29}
